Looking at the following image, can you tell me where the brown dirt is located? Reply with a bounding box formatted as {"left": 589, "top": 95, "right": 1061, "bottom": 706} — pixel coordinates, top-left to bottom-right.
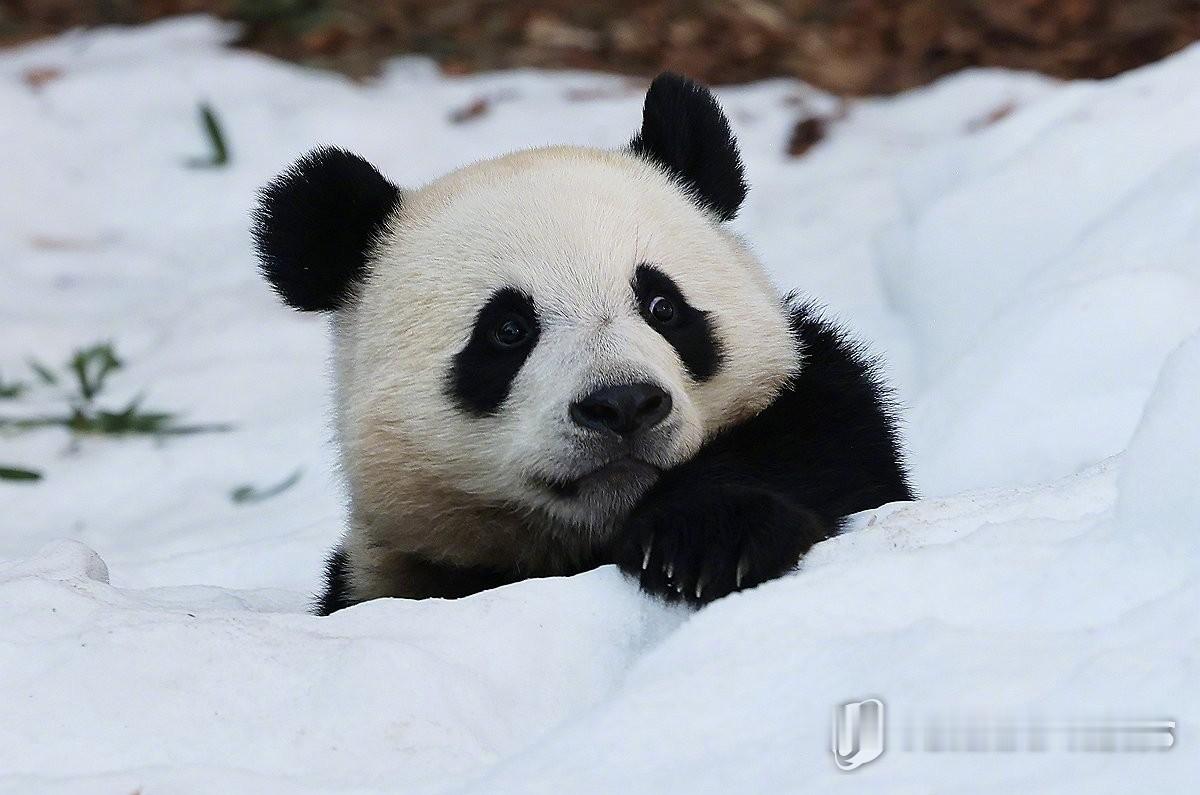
{"left": 3, "top": 1, "right": 1199, "bottom": 95}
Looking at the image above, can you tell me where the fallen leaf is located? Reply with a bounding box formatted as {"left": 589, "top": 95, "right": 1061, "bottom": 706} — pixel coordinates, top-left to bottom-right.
{"left": 786, "top": 116, "right": 828, "bottom": 158}
{"left": 23, "top": 67, "right": 62, "bottom": 90}
{"left": 450, "top": 97, "right": 491, "bottom": 124}
{"left": 967, "top": 101, "right": 1017, "bottom": 132}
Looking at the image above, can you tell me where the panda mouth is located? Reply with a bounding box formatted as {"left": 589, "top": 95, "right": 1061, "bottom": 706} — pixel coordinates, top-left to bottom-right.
{"left": 537, "top": 456, "right": 661, "bottom": 499}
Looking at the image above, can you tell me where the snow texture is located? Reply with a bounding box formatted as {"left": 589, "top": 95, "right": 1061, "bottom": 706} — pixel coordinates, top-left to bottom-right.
{"left": 1, "top": 16, "right": 1197, "bottom": 793}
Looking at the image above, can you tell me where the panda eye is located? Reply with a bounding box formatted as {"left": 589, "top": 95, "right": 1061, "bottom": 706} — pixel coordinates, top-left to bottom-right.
{"left": 647, "top": 295, "right": 676, "bottom": 324}
{"left": 492, "top": 314, "right": 531, "bottom": 348}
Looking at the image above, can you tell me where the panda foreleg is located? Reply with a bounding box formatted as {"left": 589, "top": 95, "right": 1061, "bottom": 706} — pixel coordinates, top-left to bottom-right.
{"left": 611, "top": 304, "right": 913, "bottom": 606}
{"left": 614, "top": 479, "right": 831, "bottom": 606}
{"left": 313, "top": 542, "right": 525, "bottom": 613}
{"left": 314, "top": 546, "right": 355, "bottom": 616}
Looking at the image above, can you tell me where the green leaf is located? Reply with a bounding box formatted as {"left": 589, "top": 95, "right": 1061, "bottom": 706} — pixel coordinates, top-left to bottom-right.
{"left": 231, "top": 469, "right": 303, "bottom": 504}
{"left": 27, "top": 358, "right": 58, "bottom": 386}
{"left": 0, "top": 415, "right": 69, "bottom": 431}
{"left": 68, "top": 343, "right": 121, "bottom": 402}
{"left": 0, "top": 374, "right": 25, "bottom": 399}
{"left": 0, "top": 465, "right": 42, "bottom": 482}
{"left": 186, "top": 102, "right": 230, "bottom": 168}
{"left": 233, "top": 0, "right": 330, "bottom": 30}
{"left": 156, "top": 420, "right": 236, "bottom": 436}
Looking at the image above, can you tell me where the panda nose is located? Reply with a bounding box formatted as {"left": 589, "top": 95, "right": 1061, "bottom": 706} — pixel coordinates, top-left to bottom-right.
{"left": 570, "top": 382, "right": 672, "bottom": 437}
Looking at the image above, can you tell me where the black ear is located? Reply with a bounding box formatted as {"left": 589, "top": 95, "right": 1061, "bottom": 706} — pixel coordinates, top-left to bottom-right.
{"left": 252, "top": 147, "right": 401, "bottom": 311}
{"left": 629, "top": 73, "right": 747, "bottom": 222}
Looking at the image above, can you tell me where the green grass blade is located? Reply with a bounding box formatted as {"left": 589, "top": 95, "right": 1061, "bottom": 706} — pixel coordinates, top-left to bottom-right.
{"left": 231, "top": 469, "right": 303, "bottom": 504}
{"left": 27, "top": 358, "right": 58, "bottom": 385}
{"left": 6, "top": 344, "right": 232, "bottom": 439}
{"left": 0, "top": 465, "right": 42, "bottom": 482}
{"left": 0, "top": 375, "right": 25, "bottom": 399}
{"left": 69, "top": 343, "right": 121, "bottom": 402}
{"left": 187, "top": 102, "right": 230, "bottom": 168}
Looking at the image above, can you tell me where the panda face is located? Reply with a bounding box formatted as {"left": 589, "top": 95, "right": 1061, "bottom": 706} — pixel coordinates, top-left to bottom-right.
{"left": 254, "top": 74, "right": 802, "bottom": 549}
{"left": 336, "top": 147, "right": 797, "bottom": 535}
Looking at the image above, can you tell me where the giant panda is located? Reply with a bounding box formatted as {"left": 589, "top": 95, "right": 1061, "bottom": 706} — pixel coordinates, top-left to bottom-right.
{"left": 252, "top": 73, "right": 913, "bottom": 615}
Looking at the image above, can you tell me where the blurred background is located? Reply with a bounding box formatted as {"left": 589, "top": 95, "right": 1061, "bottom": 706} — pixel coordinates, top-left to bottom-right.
{"left": 4, "top": 0, "right": 1200, "bottom": 92}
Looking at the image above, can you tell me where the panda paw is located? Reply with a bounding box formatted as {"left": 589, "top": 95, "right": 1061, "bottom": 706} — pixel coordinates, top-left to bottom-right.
{"left": 615, "top": 483, "right": 828, "bottom": 606}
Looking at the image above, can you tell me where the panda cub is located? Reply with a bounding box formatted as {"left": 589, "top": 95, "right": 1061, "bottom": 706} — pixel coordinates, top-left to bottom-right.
{"left": 253, "top": 73, "right": 913, "bottom": 614}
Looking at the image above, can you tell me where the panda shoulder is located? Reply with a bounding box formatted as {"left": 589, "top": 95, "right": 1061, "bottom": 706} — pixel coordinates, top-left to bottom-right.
{"left": 783, "top": 297, "right": 892, "bottom": 401}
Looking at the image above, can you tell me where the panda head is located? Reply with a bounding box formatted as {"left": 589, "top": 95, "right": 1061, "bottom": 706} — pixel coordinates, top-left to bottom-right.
{"left": 253, "top": 74, "right": 797, "bottom": 536}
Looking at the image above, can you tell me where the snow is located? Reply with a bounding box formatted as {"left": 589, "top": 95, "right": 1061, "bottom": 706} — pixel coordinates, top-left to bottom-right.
{"left": 1117, "top": 332, "right": 1200, "bottom": 557}
{"left": 1, "top": 16, "right": 1197, "bottom": 793}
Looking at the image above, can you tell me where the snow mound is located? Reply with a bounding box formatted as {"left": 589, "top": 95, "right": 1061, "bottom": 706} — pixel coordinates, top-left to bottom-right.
{"left": 1, "top": 17, "right": 1197, "bottom": 794}
{"left": 880, "top": 50, "right": 1200, "bottom": 494}
{"left": 466, "top": 466, "right": 1198, "bottom": 794}
{"left": 1117, "top": 331, "right": 1200, "bottom": 556}
{"left": 0, "top": 550, "right": 681, "bottom": 794}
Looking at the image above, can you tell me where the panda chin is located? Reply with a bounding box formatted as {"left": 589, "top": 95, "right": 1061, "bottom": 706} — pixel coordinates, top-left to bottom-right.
{"left": 541, "top": 457, "right": 660, "bottom": 499}
{"left": 533, "top": 457, "right": 662, "bottom": 524}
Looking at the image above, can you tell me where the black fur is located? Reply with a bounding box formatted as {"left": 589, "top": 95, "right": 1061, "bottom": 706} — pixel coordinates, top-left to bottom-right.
{"left": 315, "top": 547, "right": 353, "bottom": 616}
{"left": 447, "top": 287, "right": 542, "bottom": 416}
{"left": 316, "top": 548, "right": 519, "bottom": 614}
{"left": 252, "top": 147, "right": 400, "bottom": 312}
{"left": 633, "top": 263, "right": 724, "bottom": 381}
{"left": 613, "top": 300, "right": 913, "bottom": 605}
{"left": 629, "top": 72, "right": 747, "bottom": 222}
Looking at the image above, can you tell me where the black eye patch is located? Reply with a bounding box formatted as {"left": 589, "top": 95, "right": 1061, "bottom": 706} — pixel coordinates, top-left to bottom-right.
{"left": 447, "top": 288, "right": 541, "bottom": 416}
{"left": 633, "top": 264, "right": 724, "bottom": 381}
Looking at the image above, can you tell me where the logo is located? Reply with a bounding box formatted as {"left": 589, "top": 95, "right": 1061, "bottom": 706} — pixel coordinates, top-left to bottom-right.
{"left": 832, "top": 698, "right": 886, "bottom": 771}
{"left": 831, "top": 697, "right": 1177, "bottom": 771}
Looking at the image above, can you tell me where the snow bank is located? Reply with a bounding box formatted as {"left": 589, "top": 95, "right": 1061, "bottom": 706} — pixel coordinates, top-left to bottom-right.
{"left": 466, "top": 466, "right": 1198, "bottom": 794}
{"left": 881, "top": 52, "right": 1200, "bottom": 494}
{"left": 0, "top": 542, "right": 681, "bottom": 794}
{"left": 1117, "top": 332, "right": 1200, "bottom": 556}
{"left": 1, "top": 16, "right": 1197, "bottom": 794}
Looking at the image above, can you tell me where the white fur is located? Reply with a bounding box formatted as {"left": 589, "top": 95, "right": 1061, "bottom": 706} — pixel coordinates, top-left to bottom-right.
{"left": 331, "top": 146, "right": 797, "bottom": 599}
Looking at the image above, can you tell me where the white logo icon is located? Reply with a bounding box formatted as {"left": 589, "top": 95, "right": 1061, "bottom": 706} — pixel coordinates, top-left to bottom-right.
{"left": 832, "top": 698, "right": 885, "bottom": 771}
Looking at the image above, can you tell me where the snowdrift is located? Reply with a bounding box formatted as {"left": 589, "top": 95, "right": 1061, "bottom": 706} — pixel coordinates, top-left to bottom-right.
{"left": 1, "top": 17, "right": 1197, "bottom": 793}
